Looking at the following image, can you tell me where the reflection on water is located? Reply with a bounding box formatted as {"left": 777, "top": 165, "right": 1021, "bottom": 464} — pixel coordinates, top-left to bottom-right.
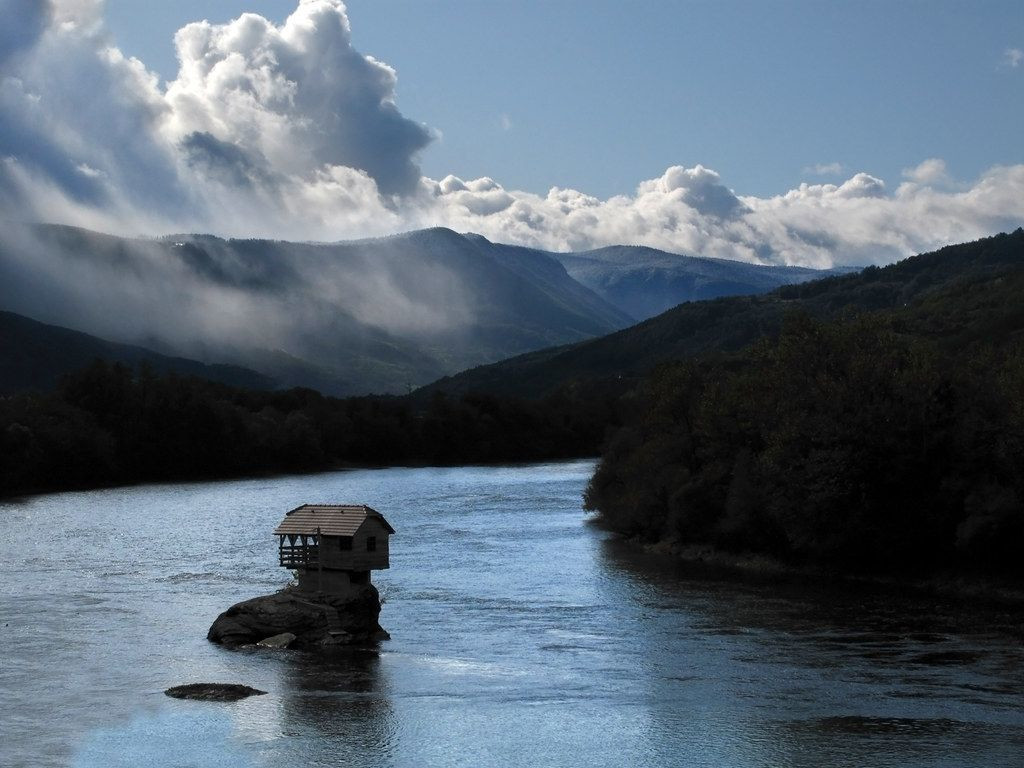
{"left": 598, "top": 539, "right": 1024, "bottom": 767}
{"left": 276, "top": 649, "right": 397, "bottom": 762}
{"left": 1, "top": 461, "right": 1022, "bottom": 768}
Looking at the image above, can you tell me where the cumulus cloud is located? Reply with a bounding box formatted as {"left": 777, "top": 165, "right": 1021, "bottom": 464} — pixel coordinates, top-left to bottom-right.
{"left": 164, "top": 1, "right": 431, "bottom": 195}
{"left": 425, "top": 164, "right": 1024, "bottom": 268}
{"left": 0, "top": 0, "right": 425, "bottom": 237}
{"left": 902, "top": 158, "right": 952, "bottom": 187}
{"left": 1004, "top": 48, "right": 1023, "bottom": 68}
{"left": 0, "top": 0, "right": 192, "bottom": 229}
{"left": 1, "top": 0, "right": 1023, "bottom": 268}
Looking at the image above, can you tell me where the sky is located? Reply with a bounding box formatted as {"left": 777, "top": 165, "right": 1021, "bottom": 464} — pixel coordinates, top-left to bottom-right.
{"left": 104, "top": 0, "right": 1024, "bottom": 199}
{"left": 2, "top": 0, "right": 1023, "bottom": 266}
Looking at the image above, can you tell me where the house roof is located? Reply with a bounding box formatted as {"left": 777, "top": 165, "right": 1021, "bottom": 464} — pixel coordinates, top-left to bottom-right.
{"left": 273, "top": 504, "right": 395, "bottom": 537}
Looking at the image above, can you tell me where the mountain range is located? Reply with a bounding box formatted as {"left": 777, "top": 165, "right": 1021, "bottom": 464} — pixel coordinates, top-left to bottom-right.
{"left": 553, "top": 244, "right": 836, "bottom": 321}
{"left": 0, "top": 310, "right": 272, "bottom": 394}
{"left": 0, "top": 223, "right": 835, "bottom": 395}
{"left": 424, "top": 229, "right": 1024, "bottom": 398}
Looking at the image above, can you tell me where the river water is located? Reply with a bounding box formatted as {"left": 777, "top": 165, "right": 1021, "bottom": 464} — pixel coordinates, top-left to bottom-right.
{"left": 1, "top": 461, "right": 1022, "bottom": 767}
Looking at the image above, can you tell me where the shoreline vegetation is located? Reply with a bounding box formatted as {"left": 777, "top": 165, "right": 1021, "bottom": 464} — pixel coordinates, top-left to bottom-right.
{"left": 3, "top": 231, "right": 1024, "bottom": 588}
{"left": 586, "top": 309, "right": 1024, "bottom": 580}
{"left": 586, "top": 231, "right": 1024, "bottom": 583}
{"left": 0, "top": 362, "right": 617, "bottom": 499}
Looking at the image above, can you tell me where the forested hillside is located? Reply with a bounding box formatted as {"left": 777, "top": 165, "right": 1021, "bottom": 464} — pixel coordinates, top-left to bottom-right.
{"left": 0, "top": 310, "right": 272, "bottom": 393}
{"left": 584, "top": 230, "right": 1024, "bottom": 577}
{"left": 0, "top": 361, "right": 617, "bottom": 497}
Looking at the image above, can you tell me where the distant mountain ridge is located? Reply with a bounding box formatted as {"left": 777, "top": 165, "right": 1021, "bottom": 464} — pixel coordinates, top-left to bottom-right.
{"left": 555, "top": 245, "right": 844, "bottom": 320}
{"left": 0, "top": 223, "right": 839, "bottom": 395}
{"left": 0, "top": 310, "right": 272, "bottom": 393}
{"left": 423, "top": 230, "right": 1024, "bottom": 398}
{"left": 0, "top": 224, "right": 634, "bottom": 394}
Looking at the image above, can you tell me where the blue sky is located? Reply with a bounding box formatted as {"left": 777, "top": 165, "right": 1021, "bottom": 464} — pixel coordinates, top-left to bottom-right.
{"left": 105, "top": 0, "right": 1024, "bottom": 199}
{"left": 2, "top": 0, "right": 1022, "bottom": 265}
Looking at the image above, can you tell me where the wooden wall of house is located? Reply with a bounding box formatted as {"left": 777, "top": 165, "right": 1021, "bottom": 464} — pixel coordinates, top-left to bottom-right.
{"left": 319, "top": 517, "right": 390, "bottom": 570}
{"left": 296, "top": 568, "right": 370, "bottom": 595}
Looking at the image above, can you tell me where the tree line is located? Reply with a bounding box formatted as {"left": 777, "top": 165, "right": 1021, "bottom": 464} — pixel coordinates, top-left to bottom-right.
{"left": 585, "top": 311, "right": 1024, "bottom": 576}
{"left": 0, "top": 361, "right": 619, "bottom": 497}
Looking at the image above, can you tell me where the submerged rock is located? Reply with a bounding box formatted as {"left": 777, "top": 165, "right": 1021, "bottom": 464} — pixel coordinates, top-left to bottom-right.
{"left": 165, "top": 683, "right": 266, "bottom": 701}
{"left": 256, "top": 632, "right": 297, "bottom": 649}
{"left": 207, "top": 585, "right": 389, "bottom": 649}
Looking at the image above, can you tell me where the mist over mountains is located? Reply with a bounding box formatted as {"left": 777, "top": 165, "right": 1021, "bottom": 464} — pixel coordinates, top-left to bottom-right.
{"left": 0, "top": 310, "right": 272, "bottom": 394}
{"left": 0, "top": 222, "right": 839, "bottom": 395}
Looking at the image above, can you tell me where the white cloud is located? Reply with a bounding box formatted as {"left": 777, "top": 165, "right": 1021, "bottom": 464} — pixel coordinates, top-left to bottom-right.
{"left": 0, "top": 1, "right": 1022, "bottom": 268}
{"left": 902, "top": 158, "right": 952, "bottom": 187}
{"left": 1004, "top": 48, "right": 1023, "bottom": 68}
{"left": 803, "top": 162, "right": 844, "bottom": 176}
{"left": 51, "top": 0, "right": 105, "bottom": 29}
{"left": 165, "top": 0, "right": 431, "bottom": 195}
{"left": 0, "top": 0, "right": 428, "bottom": 239}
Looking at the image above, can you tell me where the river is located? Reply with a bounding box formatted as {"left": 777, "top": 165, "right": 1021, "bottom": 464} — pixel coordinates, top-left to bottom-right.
{"left": 1, "top": 461, "right": 1022, "bottom": 767}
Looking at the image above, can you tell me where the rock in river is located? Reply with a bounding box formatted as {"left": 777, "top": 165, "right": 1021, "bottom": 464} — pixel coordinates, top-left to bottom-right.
{"left": 256, "top": 632, "right": 297, "bottom": 649}
{"left": 165, "top": 683, "right": 267, "bottom": 701}
{"left": 207, "top": 585, "right": 389, "bottom": 649}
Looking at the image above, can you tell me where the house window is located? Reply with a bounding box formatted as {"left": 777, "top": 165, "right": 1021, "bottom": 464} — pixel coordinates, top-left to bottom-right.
{"left": 338, "top": 537, "right": 352, "bottom": 551}
{"left": 366, "top": 536, "right": 377, "bottom": 552}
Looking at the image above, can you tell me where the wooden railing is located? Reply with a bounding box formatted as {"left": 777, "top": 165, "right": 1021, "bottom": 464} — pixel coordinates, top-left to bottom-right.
{"left": 279, "top": 543, "right": 319, "bottom": 568}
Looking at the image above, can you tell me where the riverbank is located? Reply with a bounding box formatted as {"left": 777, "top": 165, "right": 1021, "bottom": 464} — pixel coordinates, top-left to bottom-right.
{"left": 634, "top": 537, "right": 1024, "bottom": 609}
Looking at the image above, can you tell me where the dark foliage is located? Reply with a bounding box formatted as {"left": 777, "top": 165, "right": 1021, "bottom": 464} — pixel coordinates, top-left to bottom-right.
{"left": 0, "top": 362, "right": 619, "bottom": 497}
{"left": 585, "top": 301, "right": 1024, "bottom": 577}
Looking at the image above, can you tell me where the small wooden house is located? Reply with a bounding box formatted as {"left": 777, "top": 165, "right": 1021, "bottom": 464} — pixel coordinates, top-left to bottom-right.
{"left": 274, "top": 504, "right": 395, "bottom": 596}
